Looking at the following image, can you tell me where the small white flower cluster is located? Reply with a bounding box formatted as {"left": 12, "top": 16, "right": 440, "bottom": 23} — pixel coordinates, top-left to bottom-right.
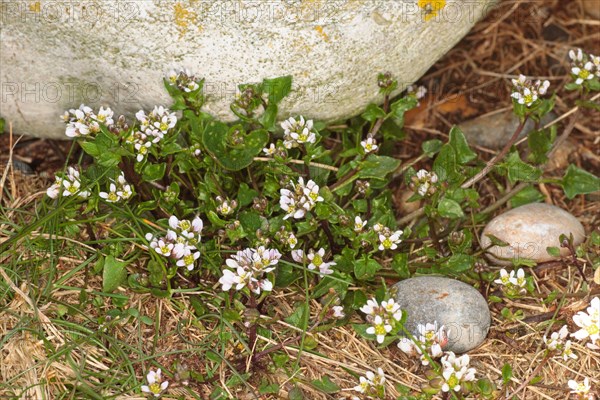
{"left": 398, "top": 321, "right": 449, "bottom": 366}
{"left": 360, "top": 137, "right": 378, "bottom": 154}
{"left": 99, "top": 172, "right": 133, "bottom": 203}
{"left": 128, "top": 106, "right": 177, "bottom": 162}
{"left": 216, "top": 196, "right": 237, "bottom": 216}
{"left": 360, "top": 298, "right": 403, "bottom": 344}
{"left": 46, "top": 167, "right": 90, "bottom": 199}
{"left": 569, "top": 49, "right": 600, "bottom": 86}
{"left": 279, "top": 177, "right": 323, "bottom": 220}
{"left": 571, "top": 296, "right": 599, "bottom": 350}
{"left": 510, "top": 74, "right": 550, "bottom": 107}
{"left": 141, "top": 368, "right": 169, "bottom": 398}
{"left": 440, "top": 352, "right": 477, "bottom": 393}
{"left": 373, "top": 224, "right": 403, "bottom": 251}
{"left": 352, "top": 368, "right": 386, "bottom": 399}
{"left": 568, "top": 377, "right": 595, "bottom": 400}
{"left": 543, "top": 325, "right": 577, "bottom": 361}
{"left": 291, "top": 248, "right": 336, "bottom": 276}
{"left": 410, "top": 169, "right": 439, "bottom": 196}
{"left": 281, "top": 116, "right": 316, "bottom": 149}
{"left": 494, "top": 268, "right": 527, "bottom": 296}
{"left": 406, "top": 84, "right": 428, "bottom": 100}
{"left": 62, "top": 104, "right": 114, "bottom": 138}
{"left": 145, "top": 216, "right": 203, "bottom": 271}
{"left": 166, "top": 68, "right": 201, "bottom": 93}
{"left": 262, "top": 143, "right": 277, "bottom": 156}
{"left": 219, "top": 247, "right": 282, "bottom": 294}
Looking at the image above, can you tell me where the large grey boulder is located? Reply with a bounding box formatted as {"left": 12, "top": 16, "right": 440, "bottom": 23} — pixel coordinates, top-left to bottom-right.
{"left": 1, "top": 0, "right": 496, "bottom": 139}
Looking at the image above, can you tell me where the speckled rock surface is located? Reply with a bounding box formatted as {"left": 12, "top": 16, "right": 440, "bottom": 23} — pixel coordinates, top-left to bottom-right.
{"left": 459, "top": 110, "right": 556, "bottom": 150}
{"left": 1, "top": 0, "right": 496, "bottom": 139}
{"left": 392, "top": 276, "right": 490, "bottom": 353}
{"left": 481, "top": 203, "right": 586, "bottom": 265}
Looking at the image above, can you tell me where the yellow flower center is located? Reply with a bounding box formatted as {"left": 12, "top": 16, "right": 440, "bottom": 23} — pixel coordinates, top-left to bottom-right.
{"left": 447, "top": 373, "right": 459, "bottom": 389}
{"left": 183, "top": 254, "right": 194, "bottom": 265}
{"left": 108, "top": 192, "right": 118, "bottom": 202}
{"left": 383, "top": 238, "right": 392, "bottom": 248}
{"left": 149, "top": 383, "right": 162, "bottom": 394}
{"left": 587, "top": 324, "right": 599, "bottom": 335}
{"left": 579, "top": 69, "right": 590, "bottom": 79}
{"left": 375, "top": 324, "right": 387, "bottom": 335}
{"left": 312, "top": 254, "right": 323, "bottom": 267}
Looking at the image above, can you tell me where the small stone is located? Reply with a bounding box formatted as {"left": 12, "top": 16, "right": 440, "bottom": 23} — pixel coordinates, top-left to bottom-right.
{"left": 392, "top": 276, "right": 490, "bottom": 354}
{"left": 481, "top": 203, "right": 585, "bottom": 265}
{"left": 459, "top": 110, "right": 556, "bottom": 150}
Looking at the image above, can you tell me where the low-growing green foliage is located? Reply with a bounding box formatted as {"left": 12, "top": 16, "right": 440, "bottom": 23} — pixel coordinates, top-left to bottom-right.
{"left": 1, "top": 50, "right": 599, "bottom": 399}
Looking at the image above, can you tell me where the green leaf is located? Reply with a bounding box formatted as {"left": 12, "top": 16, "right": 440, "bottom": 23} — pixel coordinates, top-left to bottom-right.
{"left": 285, "top": 303, "right": 308, "bottom": 329}
{"left": 311, "top": 376, "right": 340, "bottom": 394}
{"left": 438, "top": 197, "right": 464, "bottom": 219}
{"left": 562, "top": 164, "right": 600, "bottom": 199}
{"left": 263, "top": 75, "right": 292, "bottom": 105}
{"left": 102, "top": 255, "right": 128, "bottom": 293}
{"left": 362, "top": 104, "right": 386, "bottom": 122}
{"left": 354, "top": 258, "right": 382, "bottom": 280}
{"left": 443, "top": 254, "right": 474, "bottom": 273}
{"left": 527, "top": 128, "right": 555, "bottom": 164}
{"left": 259, "top": 103, "right": 278, "bottom": 130}
{"left": 203, "top": 121, "right": 269, "bottom": 171}
{"left": 0, "top": 118, "right": 5, "bottom": 133}
{"left": 142, "top": 163, "right": 166, "bottom": 182}
{"left": 448, "top": 126, "right": 477, "bottom": 164}
{"left": 358, "top": 154, "right": 400, "bottom": 180}
{"left": 433, "top": 144, "right": 460, "bottom": 184}
{"left": 238, "top": 210, "right": 262, "bottom": 232}
{"left": 237, "top": 183, "right": 259, "bottom": 207}
{"left": 80, "top": 141, "right": 100, "bottom": 157}
{"left": 501, "top": 363, "right": 512, "bottom": 385}
{"left": 421, "top": 139, "right": 443, "bottom": 157}
{"left": 391, "top": 253, "right": 410, "bottom": 278}
{"left": 546, "top": 246, "right": 561, "bottom": 257}
{"left": 288, "top": 386, "right": 304, "bottom": 400}
{"left": 504, "top": 151, "right": 541, "bottom": 184}
{"left": 390, "top": 96, "right": 418, "bottom": 125}
{"left": 510, "top": 186, "right": 543, "bottom": 208}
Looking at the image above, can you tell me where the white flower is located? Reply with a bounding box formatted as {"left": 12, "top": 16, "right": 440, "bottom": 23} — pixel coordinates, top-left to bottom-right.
{"left": 378, "top": 230, "right": 403, "bottom": 251}
{"left": 306, "top": 248, "right": 335, "bottom": 276}
{"left": 366, "top": 315, "right": 392, "bottom": 344}
{"left": 46, "top": 178, "right": 63, "bottom": 199}
{"left": 281, "top": 116, "right": 316, "bottom": 149}
{"left": 141, "top": 368, "right": 169, "bottom": 398}
{"left": 398, "top": 321, "right": 448, "bottom": 365}
{"left": 360, "top": 137, "right": 378, "bottom": 153}
{"left": 544, "top": 325, "right": 569, "bottom": 351}
{"left": 352, "top": 368, "right": 386, "bottom": 397}
{"left": 568, "top": 377, "right": 592, "bottom": 395}
{"left": 220, "top": 247, "right": 280, "bottom": 294}
{"left": 96, "top": 106, "right": 114, "bottom": 125}
{"left": 407, "top": 84, "right": 427, "bottom": 100}
{"left": 571, "top": 297, "right": 600, "bottom": 347}
{"left": 381, "top": 299, "right": 402, "bottom": 322}
{"left": 99, "top": 183, "right": 121, "bottom": 203}
{"left": 135, "top": 141, "right": 152, "bottom": 162}
{"left": 176, "top": 249, "right": 200, "bottom": 271}
{"left": 440, "top": 352, "right": 476, "bottom": 393}
{"left": 291, "top": 249, "right": 305, "bottom": 263}
{"left": 511, "top": 74, "right": 550, "bottom": 107}
{"left": 495, "top": 268, "right": 528, "bottom": 295}
{"left": 411, "top": 169, "right": 438, "bottom": 196}
{"left": 354, "top": 216, "right": 367, "bottom": 232}
{"left": 303, "top": 179, "right": 324, "bottom": 205}
{"left": 359, "top": 298, "right": 380, "bottom": 316}
{"left": 332, "top": 306, "right": 345, "bottom": 319}
{"left": 286, "top": 233, "right": 298, "bottom": 249}
{"left": 263, "top": 143, "right": 276, "bottom": 156}
{"left": 591, "top": 54, "right": 600, "bottom": 77}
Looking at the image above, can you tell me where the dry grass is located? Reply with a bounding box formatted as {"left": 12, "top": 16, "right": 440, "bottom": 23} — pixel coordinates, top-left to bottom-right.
{"left": 1, "top": 0, "right": 599, "bottom": 399}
